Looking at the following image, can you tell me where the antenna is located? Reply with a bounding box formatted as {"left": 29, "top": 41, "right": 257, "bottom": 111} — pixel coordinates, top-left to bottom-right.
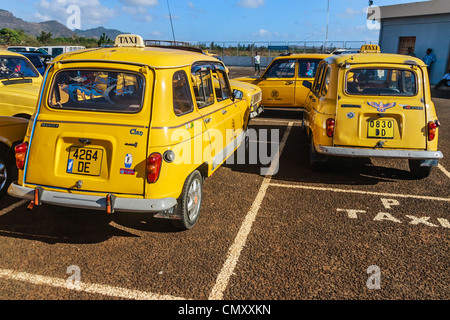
{"left": 167, "top": 0, "right": 176, "bottom": 41}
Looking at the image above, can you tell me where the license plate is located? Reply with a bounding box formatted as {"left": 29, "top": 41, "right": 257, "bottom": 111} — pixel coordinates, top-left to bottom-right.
{"left": 67, "top": 147, "right": 103, "bottom": 176}
{"left": 367, "top": 119, "right": 394, "bottom": 139}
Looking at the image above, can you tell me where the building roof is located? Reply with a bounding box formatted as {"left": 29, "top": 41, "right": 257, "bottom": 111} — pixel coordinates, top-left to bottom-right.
{"left": 380, "top": 0, "right": 450, "bottom": 19}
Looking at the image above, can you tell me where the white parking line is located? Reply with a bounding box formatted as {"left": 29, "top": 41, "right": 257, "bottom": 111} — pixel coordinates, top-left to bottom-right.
{"left": 268, "top": 183, "right": 450, "bottom": 202}
{"left": 438, "top": 164, "right": 450, "bottom": 180}
{"left": 0, "top": 200, "right": 28, "bottom": 216}
{"left": 0, "top": 268, "right": 186, "bottom": 300}
{"left": 209, "top": 122, "right": 293, "bottom": 300}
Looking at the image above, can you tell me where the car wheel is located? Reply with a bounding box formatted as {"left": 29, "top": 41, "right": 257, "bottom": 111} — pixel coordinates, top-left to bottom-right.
{"left": 0, "top": 146, "right": 16, "bottom": 198}
{"left": 408, "top": 159, "right": 432, "bottom": 179}
{"left": 172, "top": 170, "right": 203, "bottom": 230}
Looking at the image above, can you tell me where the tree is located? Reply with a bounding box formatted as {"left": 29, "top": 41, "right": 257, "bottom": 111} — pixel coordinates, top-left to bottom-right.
{"left": 37, "top": 31, "right": 52, "bottom": 45}
{"left": 97, "top": 33, "right": 112, "bottom": 47}
{"left": 0, "top": 28, "right": 23, "bottom": 45}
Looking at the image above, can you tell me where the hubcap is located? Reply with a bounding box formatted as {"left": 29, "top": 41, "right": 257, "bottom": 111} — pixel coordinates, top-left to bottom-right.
{"left": 186, "top": 178, "right": 201, "bottom": 221}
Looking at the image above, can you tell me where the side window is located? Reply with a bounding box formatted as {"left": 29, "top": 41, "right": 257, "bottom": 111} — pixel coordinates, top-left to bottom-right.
{"left": 191, "top": 65, "right": 214, "bottom": 108}
{"left": 173, "top": 70, "right": 194, "bottom": 116}
{"left": 321, "top": 67, "right": 332, "bottom": 96}
{"left": 265, "top": 59, "right": 296, "bottom": 78}
{"left": 298, "top": 59, "right": 322, "bottom": 78}
{"left": 212, "top": 69, "right": 232, "bottom": 102}
{"left": 313, "top": 63, "right": 326, "bottom": 94}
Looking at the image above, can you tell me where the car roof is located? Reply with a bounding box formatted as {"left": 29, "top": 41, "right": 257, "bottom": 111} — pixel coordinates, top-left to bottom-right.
{"left": 51, "top": 46, "right": 221, "bottom": 69}
{"left": 0, "top": 50, "right": 31, "bottom": 58}
{"left": 325, "top": 52, "right": 426, "bottom": 67}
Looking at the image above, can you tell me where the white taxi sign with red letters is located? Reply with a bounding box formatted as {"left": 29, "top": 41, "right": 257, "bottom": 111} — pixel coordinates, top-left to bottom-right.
{"left": 114, "top": 34, "right": 145, "bottom": 48}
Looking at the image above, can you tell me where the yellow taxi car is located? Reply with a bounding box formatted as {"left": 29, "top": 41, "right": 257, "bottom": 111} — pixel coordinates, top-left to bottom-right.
{"left": 302, "top": 45, "right": 442, "bottom": 178}
{"left": 8, "top": 34, "right": 262, "bottom": 230}
{"left": 0, "top": 116, "right": 28, "bottom": 197}
{"left": 0, "top": 51, "right": 42, "bottom": 118}
{"left": 236, "top": 53, "right": 330, "bottom": 108}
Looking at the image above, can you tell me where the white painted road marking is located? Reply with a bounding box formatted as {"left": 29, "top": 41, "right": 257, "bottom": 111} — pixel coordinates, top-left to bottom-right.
{"left": 0, "top": 268, "right": 186, "bottom": 300}
{"left": 0, "top": 200, "right": 28, "bottom": 216}
{"left": 438, "top": 164, "right": 450, "bottom": 180}
{"left": 209, "top": 122, "right": 293, "bottom": 300}
{"left": 269, "top": 183, "right": 450, "bottom": 202}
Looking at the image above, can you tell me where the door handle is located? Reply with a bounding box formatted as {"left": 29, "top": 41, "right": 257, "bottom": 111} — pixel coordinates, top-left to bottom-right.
{"left": 204, "top": 117, "right": 212, "bottom": 123}
{"left": 285, "top": 81, "right": 294, "bottom": 85}
{"left": 222, "top": 109, "right": 227, "bottom": 115}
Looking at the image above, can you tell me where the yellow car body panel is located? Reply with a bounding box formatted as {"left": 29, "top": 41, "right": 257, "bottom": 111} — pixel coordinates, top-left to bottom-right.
{"left": 236, "top": 54, "right": 330, "bottom": 108}
{"left": 9, "top": 35, "right": 262, "bottom": 222}
{"left": 303, "top": 45, "right": 442, "bottom": 174}
{"left": 0, "top": 50, "right": 42, "bottom": 118}
{"left": 0, "top": 116, "right": 28, "bottom": 148}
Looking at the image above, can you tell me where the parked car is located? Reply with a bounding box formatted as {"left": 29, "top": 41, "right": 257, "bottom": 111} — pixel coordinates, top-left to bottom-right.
{"left": 0, "top": 116, "right": 28, "bottom": 197}
{"left": 8, "top": 34, "right": 262, "bottom": 230}
{"left": 38, "top": 46, "right": 86, "bottom": 58}
{"left": 20, "top": 52, "right": 53, "bottom": 75}
{"left": 235, "top": 53, "right": 330, "bottom": 108}
{"left": 302, "top": 45, "right": 442, "bottom": 178}
{"left": 0, "top": 50, "right": 42, "bottom": 118}
{"left": 7, "top": 46, "right": 38, "bottom": 52}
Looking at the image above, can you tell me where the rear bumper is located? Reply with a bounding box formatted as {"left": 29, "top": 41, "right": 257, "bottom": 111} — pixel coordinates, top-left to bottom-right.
{"left": 8, "top": 182, "right": 177, "bottom": 213}
{"left": 316, "top": 145, "right": 443, "bottom": 160}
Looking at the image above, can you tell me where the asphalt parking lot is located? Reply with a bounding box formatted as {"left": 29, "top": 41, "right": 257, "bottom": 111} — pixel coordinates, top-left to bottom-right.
{"left": 0, "top": 66, "right": 448, "bottom": 303}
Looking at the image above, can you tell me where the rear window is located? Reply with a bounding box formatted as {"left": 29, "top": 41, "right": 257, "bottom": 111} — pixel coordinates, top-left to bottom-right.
{"left": 346, "top": 68, "right": 417, "bottom": 96}
{"left": 49, "top": 70, "right": 144, "bottom": 113}
{"left": 0, "top": 56, "right": 40, "bottom": 79}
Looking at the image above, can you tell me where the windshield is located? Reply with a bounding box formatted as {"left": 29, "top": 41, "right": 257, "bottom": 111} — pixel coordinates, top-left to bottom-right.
{"left": 346, "top": 68, "right": 417, "bottom": 96}
{"left": 49, "top": 69, "right": 145, "bottom": 113}
{"left": 0, "top": 56, "right": 40, "bottom": 79}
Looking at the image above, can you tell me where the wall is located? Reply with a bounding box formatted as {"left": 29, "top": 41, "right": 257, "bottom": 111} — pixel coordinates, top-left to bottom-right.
{"left": 379, "top": 13, "right": 450, "bottom": 84}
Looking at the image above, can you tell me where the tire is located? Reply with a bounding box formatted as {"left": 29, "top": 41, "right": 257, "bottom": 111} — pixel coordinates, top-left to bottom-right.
{"left": 0, "top": 145, "right": 16, "bottom": 198}
{"left": 172, "top": 170, "right": 203, "bottom": 230}
{"left": 408, "top": 159, "right": 432, "bottom": 179}
{"left": 309, "top": 135, "right": 325, "bottom": 171}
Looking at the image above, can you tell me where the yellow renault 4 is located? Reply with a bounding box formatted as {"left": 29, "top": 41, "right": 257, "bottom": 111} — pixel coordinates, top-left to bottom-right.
{"left": 8, "top": 34, "right": 262, "bottom": 230}
{"left": 236, "top": 53, "right": 330, "bottom": 108}
{"left": 303, "top": 45, "right": 442, "bottom": 178}
{"left": 0, "top": 50, "right": 42, "bottom": 118}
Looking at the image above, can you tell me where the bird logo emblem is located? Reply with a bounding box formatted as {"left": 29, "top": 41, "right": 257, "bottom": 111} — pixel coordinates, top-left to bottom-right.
{"left": 367, "top": 101, "right": 396, "bottom": 112}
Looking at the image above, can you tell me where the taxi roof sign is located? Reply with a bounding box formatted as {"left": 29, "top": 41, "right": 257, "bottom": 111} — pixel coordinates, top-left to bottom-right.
{"left": 115, "top": 34, "right": 145, "bottom": 48}
{"left": 360, "top": 44, "right": 381, "bottom": 53}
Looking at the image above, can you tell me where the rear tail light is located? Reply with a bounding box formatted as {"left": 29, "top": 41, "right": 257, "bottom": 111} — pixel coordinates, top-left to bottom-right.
{"left": 428, "top": 121, "right": 438, "bottom": 141}
{"left": 326, "top": 118, "right": 335, "bottom": 138}
{"left": 147, "top": 153, "right": 162, "bottom": 183}
{"left": 14, "top": 142, "right": 28, "bottom": 169}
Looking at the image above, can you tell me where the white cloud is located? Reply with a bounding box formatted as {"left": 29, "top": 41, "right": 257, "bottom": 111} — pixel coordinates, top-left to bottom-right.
{"left": 338, "top": 7, "right": 364, "bottom": 19}
{"left": 237, "top": 0, "right": 265, "bottom": 9}
{"left": 36, "top": 0, "right": 116, "bottom": 28}
{"left": 187, "top": 1, "right": 195, "bottom": 9}
{"left": 120, "top": 0, "right": 159, "bottom": 6}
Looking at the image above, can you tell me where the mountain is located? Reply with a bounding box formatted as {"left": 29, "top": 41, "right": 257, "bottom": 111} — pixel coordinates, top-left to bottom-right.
{"left": 0, "top": 9, "right": 127, "bottom": 39}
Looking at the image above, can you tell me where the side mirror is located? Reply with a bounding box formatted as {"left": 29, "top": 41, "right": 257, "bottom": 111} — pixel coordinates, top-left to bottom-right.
{"left": 302, "top": 80, "right": 312, "bottom": 90}
{"left": 232, "top": 89, "right": 243, "bottom": 100}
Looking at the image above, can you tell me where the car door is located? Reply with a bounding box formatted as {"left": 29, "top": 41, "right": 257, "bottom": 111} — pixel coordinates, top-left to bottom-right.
{"left": 211, "top": 63, "right": 243, "bottom": 161}
{"left": 295, "top": 58, "right": 323, "bottom": 107}
{"left": 258, "top": 58, "right": 296, "bottom": 106}
{"left": 191, "top": 63, "right": 227, "bottom": 170}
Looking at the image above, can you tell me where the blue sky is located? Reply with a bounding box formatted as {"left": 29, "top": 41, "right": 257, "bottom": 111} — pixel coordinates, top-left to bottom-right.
{"left": 1, "top": 0, "right": 429, "bottom": 43}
